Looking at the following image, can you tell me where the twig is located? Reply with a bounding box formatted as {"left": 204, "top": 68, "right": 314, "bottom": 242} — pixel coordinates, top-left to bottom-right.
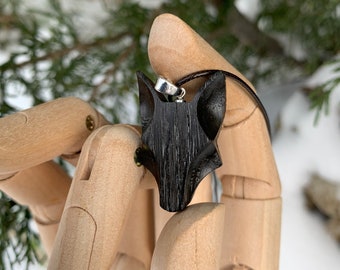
{"left": 207, "top": 2, "right": 305, "bottom": 67}
{"left": 3, "top": 32, "right": 129, "bottom": 70}
{"left": 88, "top": 42, "right": 136, "bottom": 102}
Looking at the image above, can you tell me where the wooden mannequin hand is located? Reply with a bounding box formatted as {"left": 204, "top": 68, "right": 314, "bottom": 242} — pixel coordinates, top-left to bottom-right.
{"left": 0, "top": 98, "right": 219, "bottom": 270}
{"left": 0, "top": 13, "right": 281, "bottom": 270}
{"left": 0, "top": 97, "right": 109, "bottom": 180}
{"left": 0, "top": 97, "right": 110, "bottom": 254}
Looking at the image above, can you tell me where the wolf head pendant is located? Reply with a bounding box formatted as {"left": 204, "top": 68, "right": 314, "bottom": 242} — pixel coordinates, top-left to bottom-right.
{"left": 136, "top": 71, "right": 226, "bottom": 212}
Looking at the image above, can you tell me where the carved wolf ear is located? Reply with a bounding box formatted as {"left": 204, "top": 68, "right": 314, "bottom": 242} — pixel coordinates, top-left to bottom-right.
{"left": 196, "top": 71, "right": 226, "bottom": 140}
{"left": 137, "top": 71, "right": 156, "bottom": 129}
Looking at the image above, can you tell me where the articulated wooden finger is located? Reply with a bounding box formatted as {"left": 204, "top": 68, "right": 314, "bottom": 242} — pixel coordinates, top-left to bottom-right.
{"left": 217, "top": 109, "right": 281, "bottom": 197}
{"left": 147, "top": 14, "right": 280, "bottom": 187}
{"left": 148, "top": 14, "right": 282, "bottom": 270}
{"left": 151, "top": 203, "right": 225, "bottom": 270}
{"left": 0, "top": 161, "right": 71, "bottom": 255}
{"left": 118, "top": 189, "right": 155, "bottom": 269}
{"left": 148, "top": 13, "right": 281, "bottom": 196}
{"left": 48, "top": 125, "right": 145, "bottom": 270}
{"left": 148, "top": 13, "right": 256, "bottom": 128}
{"left": 0, "top": 97, "right": 109, "bottom": 179}
{"left": 220, "top": 197, "right": 281, "bottom": 270}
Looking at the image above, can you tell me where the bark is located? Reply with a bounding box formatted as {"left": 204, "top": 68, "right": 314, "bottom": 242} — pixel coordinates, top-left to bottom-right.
{"left": 208, "top": 2, "right": 284, "bottom": 57}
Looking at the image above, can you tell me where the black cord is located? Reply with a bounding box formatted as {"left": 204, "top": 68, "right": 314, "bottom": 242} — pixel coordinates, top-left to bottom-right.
{"left": 174, "top": 69, "right": 272, "bottom": 140}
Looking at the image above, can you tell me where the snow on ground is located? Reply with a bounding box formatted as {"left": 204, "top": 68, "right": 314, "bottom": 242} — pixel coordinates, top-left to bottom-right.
{"left": 272, "top": 61, "right": 340, "bottom": 269}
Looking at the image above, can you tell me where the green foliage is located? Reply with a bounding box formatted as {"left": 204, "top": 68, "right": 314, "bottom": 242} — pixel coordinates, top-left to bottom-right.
{"left": 259, "top": 0, "right": 340, "bottom": 71}
{"left": 0, "top": 0, "right": 339, "bottom": 268}
{"left": 258, "top": 0, "right": 340, "bottom": 120}
{"left": 309, "top": 61, "right": 340, "bottom": 124}
{"left": 0, "top": 0, "right": 153, "bottom": 122}
{"left": 0, "top": 193, "right": 45, "bottom": 269}
{"left": 309, "top": 84, "right": 332, "bottom": 125}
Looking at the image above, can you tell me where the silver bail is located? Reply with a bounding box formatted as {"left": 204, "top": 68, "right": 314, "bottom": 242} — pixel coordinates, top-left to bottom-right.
{"left": 155, "top": 77, "right": 185, "bottom": 101}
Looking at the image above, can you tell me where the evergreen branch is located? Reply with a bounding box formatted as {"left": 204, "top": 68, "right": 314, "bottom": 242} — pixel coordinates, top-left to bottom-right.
{"left": 227, "top": 5, "right": 283, "bottom": 56}
{"left": 3, "top": 32, "right": 129, "bottom": 71}
{"left": 308, "top": 77, "right": 340, "bottom": 125}
{"left": 88, "top": 42, "right": 136, "bottom": 102}
{"left": 206, "top": 2, "right": 281, "bottom": 54}
{"left": 207, "top": 2, "right": 305, "bottom": 67}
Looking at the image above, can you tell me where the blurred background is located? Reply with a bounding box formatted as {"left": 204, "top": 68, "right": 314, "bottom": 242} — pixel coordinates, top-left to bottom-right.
{"left": 0, "top": 0, "right": 339, "bottom": 269}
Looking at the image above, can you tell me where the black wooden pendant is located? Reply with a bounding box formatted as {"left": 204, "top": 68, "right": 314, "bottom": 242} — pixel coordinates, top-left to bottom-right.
{"left": 135, "top": 71, "right": 226, "bottom": 212}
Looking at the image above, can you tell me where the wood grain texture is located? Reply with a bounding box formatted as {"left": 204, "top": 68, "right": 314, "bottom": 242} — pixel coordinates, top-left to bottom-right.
{"left": 0, "top": 12, "right": 282, "bottom": 270}
{"left": 148, "top": 13, "right": 281, "bottom": 269}
{"left": 0, "top": 97, "right": 109, "bottom": 179}
{"left": 48, "top": 125, "right": 145, "bottom": 270}
{"left": 151, "top": 203, "right": 225, "bottom": 270}
{"left": 136, "top": 71, "right": 225, "bottom": 212}
{"left": 220, "top": 196, "right": 281, "bottom": 270}
{"left": 148, "top": 13, "right": 256, "bottom": 128}
{"left": 0, "top": 161, "right": 71, "bottom": 255}
{"left": 153, "top": 174, "right": 213, "bottom": 241}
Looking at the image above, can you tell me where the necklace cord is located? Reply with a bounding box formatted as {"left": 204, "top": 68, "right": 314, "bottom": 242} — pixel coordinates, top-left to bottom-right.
{"left": 174, "top": 69, "right": 272, "bottom": 140}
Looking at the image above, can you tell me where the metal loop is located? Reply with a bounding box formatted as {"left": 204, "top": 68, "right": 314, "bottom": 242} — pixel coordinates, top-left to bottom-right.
{"left": 155, "top": 77, "right": 186, "bottom": 101}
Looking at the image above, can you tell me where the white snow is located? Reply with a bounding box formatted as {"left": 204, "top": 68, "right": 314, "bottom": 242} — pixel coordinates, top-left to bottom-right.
{"left": 274, "top": 60, "right": 340, "bottom": 269}
{"left": 235, "top": 0, "right": 260, "bottom": 21}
